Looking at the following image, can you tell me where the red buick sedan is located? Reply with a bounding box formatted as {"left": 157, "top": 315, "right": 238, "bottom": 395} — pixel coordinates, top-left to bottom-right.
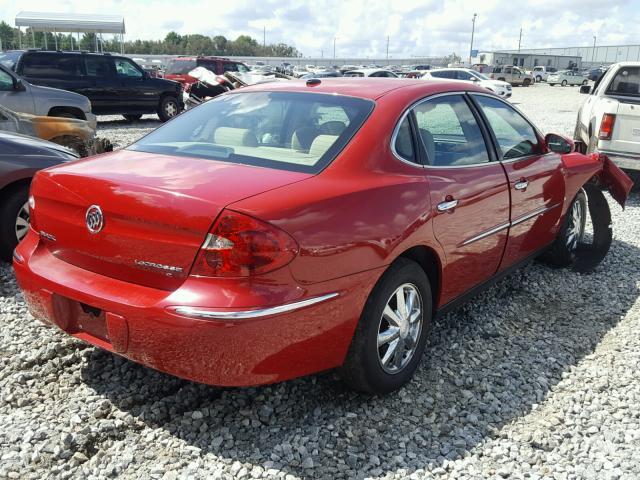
{"left": 13, "top": 79, "right": 632, "bottom": 394}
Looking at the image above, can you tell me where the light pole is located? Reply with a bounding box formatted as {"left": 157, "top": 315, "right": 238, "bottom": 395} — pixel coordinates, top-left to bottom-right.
{"left": 592, "top": 36, "right": 596, "bottom": 65}
{"left": 469, "top": 13, "right": 477, "bottom": 66}
{"left": 386, "top": 35, "right": 390, "bottom": 64}
{"left": 333, "top": 37, "right": 336, "bottom": 60}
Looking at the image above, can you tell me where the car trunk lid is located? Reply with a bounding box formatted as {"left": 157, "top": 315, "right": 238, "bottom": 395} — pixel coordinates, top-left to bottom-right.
{"left": 31, "top": 150, "right": 310, "bottom": 290}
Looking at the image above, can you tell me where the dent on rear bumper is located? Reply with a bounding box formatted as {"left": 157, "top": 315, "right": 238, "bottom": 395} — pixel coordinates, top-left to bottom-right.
{"left": 13, "top": 230, "right": 381, "bottom": 386}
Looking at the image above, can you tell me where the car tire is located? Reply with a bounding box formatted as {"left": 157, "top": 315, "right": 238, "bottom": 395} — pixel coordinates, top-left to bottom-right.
{"left": 561, "top": 80, "right": 568, "bottom": 87}
{"left": 536, "top": 75, "right": 542, "bottom": 82}
{"left": 541, "top": 189, "right": 587, "bottom": 268}
{"left": 123, "top": 114, "right": 142, "bottom": 122}
{"left": 0, "top": 184, "right": 30, "bottom": 262}
{"left": 549, "top": 83, "right": 555, "bottom": 86}
{"left": 340, "top": 258, "right": 432, "bottom": 394}
{"left": 158, "top": 96, "right": 180, "bottom": 122}
{"left": 523, "top": 79, "right": 531, "bottom": 87}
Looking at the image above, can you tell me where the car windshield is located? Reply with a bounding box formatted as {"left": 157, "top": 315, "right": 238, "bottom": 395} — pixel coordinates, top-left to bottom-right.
{"left": 166, "top": 59, "right": 198, "bottom": 74}
{"left": 0, "top": 51, "right": 21, "bottom": 70}
{"left": 128, "top": 91, "right": 375, "bottom": 173}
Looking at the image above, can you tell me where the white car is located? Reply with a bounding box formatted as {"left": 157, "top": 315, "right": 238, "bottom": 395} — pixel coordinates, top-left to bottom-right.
{"left": 575, "top": 61, "right": 640, "bottom": 171}
{"left": 547, "top": 70, "right": 588, "bottom": 87}
{"left": 423, "top": 68, "right": 512, "bottom": 98}
{"left": 531, "top": 66, "right": 558, "bottom": 82}
{"left": 343, "top": 68, "right": 398, "bottom": 78}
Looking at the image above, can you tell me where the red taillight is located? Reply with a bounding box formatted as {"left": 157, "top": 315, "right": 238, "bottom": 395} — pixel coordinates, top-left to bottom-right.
{"left": 191, "top": 210, "right": 298, "bottom": 277}
{"left": 599, "top": 114, "right": 616, "bottom": 140}
{"left": 28, "top": 195, "right": 36, "bottom": 232}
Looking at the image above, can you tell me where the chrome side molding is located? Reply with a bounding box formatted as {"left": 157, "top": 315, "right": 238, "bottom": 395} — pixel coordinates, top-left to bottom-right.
{"left": 172, "top": 292, "right": 340, "bottom": 320}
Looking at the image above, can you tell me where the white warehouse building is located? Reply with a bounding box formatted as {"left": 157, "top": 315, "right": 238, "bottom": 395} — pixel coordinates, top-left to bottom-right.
{"left": 472, "top": 51, "right": 581, "bottom": 70}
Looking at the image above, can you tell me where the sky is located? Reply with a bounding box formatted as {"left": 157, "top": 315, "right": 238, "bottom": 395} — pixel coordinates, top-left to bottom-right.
{"left": 1, "top": 0, "right": 638, "bottom": 58}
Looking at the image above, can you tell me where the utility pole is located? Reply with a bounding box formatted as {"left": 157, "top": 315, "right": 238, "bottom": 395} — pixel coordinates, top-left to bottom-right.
{"left": 592, "top": 35, "right": 596, "bottom": 64}
{"left": 386, "top": 35, "right": 390, "bottom": 63}
{"left": 263, "top": 26, "right": 266, "bottom": 50}
{"left": 333, "top": 37, "right": 336, "bottom": 59}
{"left": 518, "top": 28, "right": 522, "bottom": 53}
{"left": 469, "top": 13, "right": 477, "bottom": 66}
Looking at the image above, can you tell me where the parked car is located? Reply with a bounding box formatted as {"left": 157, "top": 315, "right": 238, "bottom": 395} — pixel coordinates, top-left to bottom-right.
{"left": 531, "top": 66, "right": 557, "bottom": 82}
{"left": 587, "top": 67, "right": 608, "bottom": 82}
{"left": 0, "top": 131, "right": 78, "bottom": 260}
{"left": 423, "top": 68, "right": 512, "bottom": 98}
{"left": 13, "top": 79, "right": 631, "bottom": 394}
{"left": 575, "top": 62, "right": 640, "bottom": 171}
{"left": 164, "top": 56, "right": 250, "bottom": 85}
{"left": 0, "top": 103, "right": 96, "bottom": 155}
{"left": 0, "top": 64, "right": 95, "bottom": 123}
{"left": 292, "top": 66, "right": 310, "bottom": 78}
{"left": 408, "top": 64, "right": 431, "bottom": 71}
{"left": 300, "top": 71, "right": 342, "bottom": 79}
{"left": 489, "top": 65, "right": 533, "bottom": 86}
{"left": 547, "top": 70, "right": 588, "bottom": 87}
{"left": 2, "top": 50, "right": 183, "bottom": 122}
{"left": 401, "top": 71, "right": 425, "bottom": 79}
{"left": 344, "top": 68, "right": 398, "bottom": 78}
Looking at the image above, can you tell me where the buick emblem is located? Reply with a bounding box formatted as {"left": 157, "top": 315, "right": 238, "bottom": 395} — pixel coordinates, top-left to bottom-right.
{"left": 85, "top": 205, "right": 104, "bottom": 234}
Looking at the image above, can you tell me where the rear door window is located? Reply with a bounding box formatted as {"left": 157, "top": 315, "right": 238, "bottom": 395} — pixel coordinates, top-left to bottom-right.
{"left": 85, "top": 57, "right": 115, "bottom": 77}
{"left": 411, "top": 94, "right": 490, "bottom": 167}
{"left": 0, "top": 69, "right": 13, "bottom": 91}
{"left": 21, "top": 53, "right": 82, "bottom": 77}
{"left": 606, "top": 66, "right": 640, "bottom": 96}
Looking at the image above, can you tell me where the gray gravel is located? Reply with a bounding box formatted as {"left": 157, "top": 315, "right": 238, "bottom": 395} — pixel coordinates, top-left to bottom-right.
{"left": 1, "top": 84, "right": 640, "bottom": 479}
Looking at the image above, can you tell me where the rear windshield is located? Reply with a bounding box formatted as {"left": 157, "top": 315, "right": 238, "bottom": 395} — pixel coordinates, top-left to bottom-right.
{"left": 344, "top": 71, "right": 364, "bottom": 77}
{"left": 0, "top": 51, "right": 21, "bottom": 70}
{"left": 128, "top": 91, "right": 374, "bottom": 173}
{"left": 606, "top": 66, "right": 640, "bottom": 97}
{"left": 166, "top": 59, "right": 199, "bottom": 74}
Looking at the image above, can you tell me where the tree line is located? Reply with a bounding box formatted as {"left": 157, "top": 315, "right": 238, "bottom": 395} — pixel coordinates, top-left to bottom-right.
{"left": 0, "top": 21, "right": 301, "bottom": 57}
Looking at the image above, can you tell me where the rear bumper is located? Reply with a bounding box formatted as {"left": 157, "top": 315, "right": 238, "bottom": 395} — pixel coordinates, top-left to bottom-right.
{"left": 598, "top": 149, "right": 640, "bottom": 171}
{"left": 13, "top": 229, "right": 379, "bottom": 386}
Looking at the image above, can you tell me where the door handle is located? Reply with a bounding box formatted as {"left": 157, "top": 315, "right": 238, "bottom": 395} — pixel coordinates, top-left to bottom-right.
{"left": 514, "top": 180, "right": 529, "bottom": 191}
{"left": 437, "top": 199, "right": 458, "bottom": 212}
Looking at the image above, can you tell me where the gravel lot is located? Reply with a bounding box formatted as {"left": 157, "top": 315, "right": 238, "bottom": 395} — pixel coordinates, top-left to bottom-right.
{"left": 1, "top": 83, "right": 639, "bottom": 479}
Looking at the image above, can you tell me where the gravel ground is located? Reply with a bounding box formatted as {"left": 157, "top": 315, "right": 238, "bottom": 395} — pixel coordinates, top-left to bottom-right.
{"left": 1, "top": 83, "right": 640, "bottom": 479}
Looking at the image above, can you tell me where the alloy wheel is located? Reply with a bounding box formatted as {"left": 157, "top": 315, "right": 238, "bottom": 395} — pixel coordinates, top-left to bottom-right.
{"left": 565, "top": 196, "right": 585, "bottom": 252}
{"left": 165, "top": 101, "right": 178, "bottom": 118}
{"left": 15, "top": 201, "right": 29, "bottom": 242}
{"left": 377, "top": 283, "right": 423, "bottom": 374}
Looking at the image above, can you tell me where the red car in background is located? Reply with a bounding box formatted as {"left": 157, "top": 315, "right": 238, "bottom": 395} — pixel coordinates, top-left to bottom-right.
{"left": 13, "top": 79, "right": 632, "bottom": 394}
{"left": 164, "top": 56, "right": 251, "bottom": 87}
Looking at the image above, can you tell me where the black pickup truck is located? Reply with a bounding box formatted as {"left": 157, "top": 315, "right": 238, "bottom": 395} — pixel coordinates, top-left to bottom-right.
{"left": 0, "top": 50, "right": 183, "bottom": 122}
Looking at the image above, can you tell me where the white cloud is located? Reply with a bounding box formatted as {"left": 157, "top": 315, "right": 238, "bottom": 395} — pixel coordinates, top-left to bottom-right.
{"left": 2, "top": 0, "right": 639, "bottom": 57}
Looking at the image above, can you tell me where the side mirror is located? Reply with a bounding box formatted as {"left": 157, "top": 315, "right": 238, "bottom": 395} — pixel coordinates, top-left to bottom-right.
{"left": 470, "top": 77, "right": 479, "bottom": 82}
{"left": 545, "top": 133, "right": 575, "bottom": 154}
{"left": 580, "top": 85, "right": 591, "bottom": 94}
{"left": 13, "top": 79, "right": 26, "bottom": 92}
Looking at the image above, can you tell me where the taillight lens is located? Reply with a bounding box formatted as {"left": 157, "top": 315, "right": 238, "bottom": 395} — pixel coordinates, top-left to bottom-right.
{"left": 191, "top": 210, "right": 298, "bottom": 277}
{"left": 28, "top": 195, "right": 36, "bottom": 231}
{"left": 599, "top": 114, "right": 616, "bottom": 140}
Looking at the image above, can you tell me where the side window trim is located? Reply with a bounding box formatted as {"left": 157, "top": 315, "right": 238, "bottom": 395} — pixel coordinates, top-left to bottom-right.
{"left": 468, "top": 92, "right": 547, "bottom": 162}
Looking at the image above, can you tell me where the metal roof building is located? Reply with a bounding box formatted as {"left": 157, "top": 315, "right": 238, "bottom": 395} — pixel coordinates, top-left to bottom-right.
{"left": 14, "top": 11, "right": 125, "bottom": 52}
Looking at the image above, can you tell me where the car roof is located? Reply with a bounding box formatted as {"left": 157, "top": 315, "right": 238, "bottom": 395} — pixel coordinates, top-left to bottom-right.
{"left": 235, "top": 77, "right": 488, "bottom": 101}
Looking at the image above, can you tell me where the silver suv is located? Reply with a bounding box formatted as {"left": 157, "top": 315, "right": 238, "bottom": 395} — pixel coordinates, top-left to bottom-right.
{"left": 0, "top": 64, "right": 95, "bottom": 126}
